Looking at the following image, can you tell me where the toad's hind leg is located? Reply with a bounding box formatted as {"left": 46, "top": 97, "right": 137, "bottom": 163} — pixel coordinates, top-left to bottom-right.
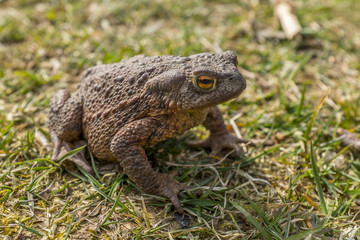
{"left": 49, "top": 89, "right": 92, "bottom": 173}
{"left": 49, "top": 89, "right": 83, "bottom": 143}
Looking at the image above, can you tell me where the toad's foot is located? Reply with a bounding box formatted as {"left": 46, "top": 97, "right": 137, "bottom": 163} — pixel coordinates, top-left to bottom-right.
{"left": 155, "top": 172, "right": 188, "bottom": 214}
{"left": 188, "top": 133, "right": 250, "bottom": 158}
{"left": 51, "top": 132, "right": 93, "bottom": 174}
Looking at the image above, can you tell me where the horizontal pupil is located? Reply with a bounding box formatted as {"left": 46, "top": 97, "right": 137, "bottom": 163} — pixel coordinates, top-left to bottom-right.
{"left": 198, "top": 79, "right": 213, "bottom": 84}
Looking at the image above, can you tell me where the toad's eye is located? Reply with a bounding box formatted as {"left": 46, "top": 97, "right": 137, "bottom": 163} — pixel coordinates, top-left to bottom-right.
{"left": 193, "top": 76, "right": 216, "bottom": 91}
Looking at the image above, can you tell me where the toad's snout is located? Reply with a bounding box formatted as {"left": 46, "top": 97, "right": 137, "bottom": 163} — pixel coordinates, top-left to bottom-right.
{"left": 227, "top": 72, "right": 246, "bottom": 95}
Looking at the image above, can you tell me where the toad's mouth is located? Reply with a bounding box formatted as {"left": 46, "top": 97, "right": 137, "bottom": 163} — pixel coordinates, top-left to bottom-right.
{"left": 187, "top": 87, "right": 245, "bottom": 111}
{"left": 205, "top": 89, "right": 244, "bottom": 108}
{"left": 201, "top": 76, "right": 247, "bottom": 108}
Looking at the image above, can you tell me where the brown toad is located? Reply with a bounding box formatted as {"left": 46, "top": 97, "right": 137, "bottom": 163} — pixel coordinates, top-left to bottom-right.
{"left": 49, "top": 50, "right": 247, "bottom": 214}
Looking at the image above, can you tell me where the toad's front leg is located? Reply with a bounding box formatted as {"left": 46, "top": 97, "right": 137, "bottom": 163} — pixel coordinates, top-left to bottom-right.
{"left": 188, "top": 106, "right": 250, "bottom": 157}
{"left": 110, "top": 118, "right": 186, "bottom": 214}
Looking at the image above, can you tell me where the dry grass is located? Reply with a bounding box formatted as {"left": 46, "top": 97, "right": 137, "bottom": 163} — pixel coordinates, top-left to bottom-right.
{"left": 1, "top": 0, "right": 360, "bottom": 239}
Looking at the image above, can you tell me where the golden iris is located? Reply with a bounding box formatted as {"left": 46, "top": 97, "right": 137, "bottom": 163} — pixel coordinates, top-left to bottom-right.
{"left": 193, "top": 76, "right": 216, "bottom": 91}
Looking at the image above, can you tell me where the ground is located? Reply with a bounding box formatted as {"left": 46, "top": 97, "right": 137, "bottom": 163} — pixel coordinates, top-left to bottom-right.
{"left": 0, "top": 0, "right": 360, "bottom": 239}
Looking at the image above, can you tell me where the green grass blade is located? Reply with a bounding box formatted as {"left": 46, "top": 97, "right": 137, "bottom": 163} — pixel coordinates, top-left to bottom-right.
{"left": 76, "top": 165, "right": 115, "bottom": 203}
{"left": 229, "top": 213, "right": 245, "bottom": 237}
{"left": 57, "top": 198, "right": 69, "bottom": 218}
{"left": 280, "top": 53, "right": 312, "bottom": 106}
{"left": 58, "top": 145, "right": 87, "bottom": 164}
{"left": 240, "top": 145, "right": 281, "bottom": 167}
{"left": 27, "top": 167, "right": 57, "bottom": 192}
{"left": 89, "top": 180, "right": 114, "bottom": 203}
{"left": 77, "top": 164, "right": 102, "bottom": 188}
{"left": 0, "top": 185, "right": 13, "bottom": 202}
{"left": 108, "top": 174, "right": 125, "bottom": 198}
{"left": 182, "top": 199, "right": 223, "bottom": 207}
{"left": 326, "top": 144, "right": 352, "bottom": 163}
{"left": 331, "top": 201, "right": 346, "bottom": 217}
{"left": 231, "top": 201, "right": 273, "bottom": 240}
{"left": 64, "top": 214, "right": 74, "bottom": 240}
{"left": 296, "top": 85, "right": 306, "bottom": 118}
{"left": 89, "top": 151, "right": 101, "bottom": 181}
{"left": 335, "top": 170, "right": 360, "bottom": 184}
{"left": 101, "top": 192, "right": 122, "bottom": 226}
{"left": 284, "top": 226, "right": 323, "bottom": 240}
{"left": 284, "top": 212, "right": 291, "bottom": 238}
{"left": 18, "top": 222, "right": 43, "bottom": 237}
{"left": 341, "top": 188, "right": 360, "bottom": 215}
{"left": 303, "top": 90, "right": 328, "bottom": 142}
{"left": 66, "top": 170, "right": 88, "bottom": 182}
{"left": 9, "top": 158, "right": 59, "bottom": 166}
{"left": 27, "top": 129, "right": 35, "bottom": 147}
{"left": 288, "top": 53, "right": 313, "bottom": 81}
{"left": 148, "top": 223, "right": 170, "bottom": 233}
{"left": 241, "top": 189, "right": 270, "bottom": 224}
{"left": 310, "top": 142, "right": 327, "bottom": 214}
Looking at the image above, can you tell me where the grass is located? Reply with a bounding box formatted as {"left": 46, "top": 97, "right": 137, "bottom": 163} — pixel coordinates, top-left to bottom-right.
{"left": 1, "top": 0, "right": 360, "bottom": 239}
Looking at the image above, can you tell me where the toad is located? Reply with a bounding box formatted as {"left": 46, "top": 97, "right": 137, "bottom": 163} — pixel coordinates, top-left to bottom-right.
{"left": 49, "top": 50, "right": 247, "bottom": 214}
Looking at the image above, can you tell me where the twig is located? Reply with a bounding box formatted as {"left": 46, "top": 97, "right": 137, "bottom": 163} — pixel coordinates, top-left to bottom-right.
{"left": 236, "top": 170, "right": 271, "bottom": 194}
{"left": 272, "top": 0, "right": 302, "bottom": 39}
{"left": 230, "top": 113, "right": 248, "bottom": 153}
